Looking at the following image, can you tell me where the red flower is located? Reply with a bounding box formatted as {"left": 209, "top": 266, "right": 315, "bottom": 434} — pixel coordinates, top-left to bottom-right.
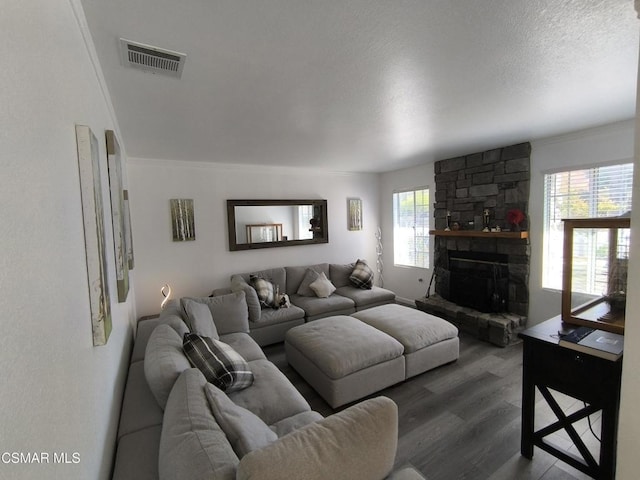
{"left": 506, "top": 209, "right": 525, "bottom": 226}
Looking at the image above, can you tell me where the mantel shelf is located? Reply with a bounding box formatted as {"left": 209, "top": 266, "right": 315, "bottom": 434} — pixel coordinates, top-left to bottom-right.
{"left": 429, "top": 229, "right": 528, "bottom": 239}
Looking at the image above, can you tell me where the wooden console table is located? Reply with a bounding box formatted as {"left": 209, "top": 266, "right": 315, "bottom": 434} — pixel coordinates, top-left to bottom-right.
{"left": 519, "top": 316, "right": 623, "bottom": 480}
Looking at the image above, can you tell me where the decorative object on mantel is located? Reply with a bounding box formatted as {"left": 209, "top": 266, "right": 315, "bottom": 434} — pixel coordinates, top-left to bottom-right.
{"left": 375, "top": 226, "right": 384, "bottom": 287}
{"left": 75, "top": 125, "right": 112, "bottom": 346}
{"left": 506, "top": 208, "right": 525, "bottom": 232}
{"left": 445, "top": 211, "right": 451, "bottom": 231}
{"left": 160, "top": 283, "right": 172, "bottom": 309}
{"left": 348, "top": 198, "right": 362, "bottom": 231}
{"left": 170, "top": 199, "right": 195, "bottom": 241}
{"left": 482, "top": 209, "right": 490, "bottom": 232}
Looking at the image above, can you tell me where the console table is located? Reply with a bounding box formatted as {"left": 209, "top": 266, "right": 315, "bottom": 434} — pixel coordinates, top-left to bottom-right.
{"left": 519, "top": 316, "right": 623, "bottom": 480}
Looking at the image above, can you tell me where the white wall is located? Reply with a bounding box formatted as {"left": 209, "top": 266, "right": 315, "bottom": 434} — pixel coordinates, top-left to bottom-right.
{"left": 0, "top": 2, "right": 136, "bottom": 479}
{"left": 379, "top": 162, "right": 435, "bottom": 304}
{"left": 128, "top": 159, "right": 379, "bottom": 316}
{"left": 528, "top": 120, "right": 635, "bottom": 324}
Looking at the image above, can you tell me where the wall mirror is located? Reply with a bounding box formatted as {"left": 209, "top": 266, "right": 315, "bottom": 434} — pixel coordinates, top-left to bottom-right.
{"left": 227, "top": 199, "right": 328, "bottom": 251}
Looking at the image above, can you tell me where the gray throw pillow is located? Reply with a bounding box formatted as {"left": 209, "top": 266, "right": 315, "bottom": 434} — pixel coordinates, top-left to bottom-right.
{"left": 296, "top": 268, "right": 319, "bottom": 297}
{"left": 183, "top": 333, "right": 254, "bottom": 392}
{"left": 181, "top": 298, "right": 219, "bottom": 340}
{"left": 349, "top": 259, "right": 374, "bottom": 289}
{"left": 204, "top": 383, "right": 277, "bottom": 458}
{"left": 181, "top": 292, "right": 250, "bottom": 335}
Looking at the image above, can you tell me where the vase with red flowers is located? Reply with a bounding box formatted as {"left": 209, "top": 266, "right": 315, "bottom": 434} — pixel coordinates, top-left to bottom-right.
{"left": 506, "top": 208, "right": 525, "bottom": 232}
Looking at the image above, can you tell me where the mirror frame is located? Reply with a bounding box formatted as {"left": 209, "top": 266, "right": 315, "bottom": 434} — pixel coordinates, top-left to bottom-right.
{"left": 227, "top": 199, "right": 328, "bottom": 251}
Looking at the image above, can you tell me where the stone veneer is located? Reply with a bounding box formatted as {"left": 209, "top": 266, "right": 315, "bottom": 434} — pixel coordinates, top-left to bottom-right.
{"left": 417, "top": 142, "right": 531, "bottom": 347}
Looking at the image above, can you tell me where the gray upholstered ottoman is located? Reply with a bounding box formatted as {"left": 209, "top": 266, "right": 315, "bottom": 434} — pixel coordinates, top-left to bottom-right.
{"left": 352, "top": 304, "right": 459, "bottom": 378}
{"left": 285, "top": 316, "right": 405, "bottom": 408}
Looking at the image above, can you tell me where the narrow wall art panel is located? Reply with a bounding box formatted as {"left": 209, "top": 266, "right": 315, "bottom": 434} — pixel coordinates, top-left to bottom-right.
{"left": 170, "top": 199, "right": 196, "bottom": 241}
{"left": 76, "top": 125, "right": 112, "bottom": 346}
{"left": 106, "top": 130, "right": 129, "bottom": 302}
{"left": 123, "top": 189, "right": 135, "bottom": 270}
{"left": 348, "top": 198, "right": 362, "bottom": 231}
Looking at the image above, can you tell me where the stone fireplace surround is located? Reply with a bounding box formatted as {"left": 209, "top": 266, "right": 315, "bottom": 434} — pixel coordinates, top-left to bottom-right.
{"left": 416, "top": 142, "right": 531, "bottom": 347}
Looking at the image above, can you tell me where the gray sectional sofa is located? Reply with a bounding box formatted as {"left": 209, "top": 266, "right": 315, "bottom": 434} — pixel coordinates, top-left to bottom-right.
{"left": 215, "top": 261, "right": 396, "bottom": 346}
{"left": 111, "top": 291, "right": 424, "bottom": 480}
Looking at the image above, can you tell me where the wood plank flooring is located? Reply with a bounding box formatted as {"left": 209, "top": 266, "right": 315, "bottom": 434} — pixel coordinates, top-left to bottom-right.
{"left": 264, "top": 332, "right": 602, "bottom": 480}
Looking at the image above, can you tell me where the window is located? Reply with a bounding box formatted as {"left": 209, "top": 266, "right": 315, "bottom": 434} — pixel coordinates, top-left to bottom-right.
{"left": 393, "top": 188, "right": 429, "bottom": 268}
{"left": 295, "top": 205, "right": 314, "bottom": 240}
{"left": 543, "top": 163, "right": 633, "bottom": 292}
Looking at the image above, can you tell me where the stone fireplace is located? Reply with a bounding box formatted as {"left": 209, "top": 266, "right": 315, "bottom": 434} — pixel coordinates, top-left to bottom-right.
{"left": 416, "top": 142, "right": 531, "bottom": 347}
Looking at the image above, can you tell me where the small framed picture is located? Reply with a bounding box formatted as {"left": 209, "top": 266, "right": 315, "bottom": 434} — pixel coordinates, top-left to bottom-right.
{"left": 348, "top": 198, "right": 362, "bottom": 231}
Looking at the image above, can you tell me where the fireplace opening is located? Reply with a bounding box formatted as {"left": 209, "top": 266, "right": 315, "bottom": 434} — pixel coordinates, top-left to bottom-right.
{"left": 447, "top": 251, "right": 509, "bottom": 313}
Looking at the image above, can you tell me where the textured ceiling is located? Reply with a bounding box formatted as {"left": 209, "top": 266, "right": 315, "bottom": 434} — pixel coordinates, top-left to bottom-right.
{"left": 81, "top": 0, "right": 639, "bottom": 173}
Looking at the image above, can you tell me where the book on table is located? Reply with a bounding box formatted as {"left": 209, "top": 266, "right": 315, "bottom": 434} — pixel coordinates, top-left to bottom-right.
{"left": 559, "top": 326, "right": 624, "bottom": 361}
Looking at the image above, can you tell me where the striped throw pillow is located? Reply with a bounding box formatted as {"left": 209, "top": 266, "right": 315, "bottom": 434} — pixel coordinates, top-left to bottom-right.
{"left": 182, "top": 333, "right": 254, "bottom": 392}
{"left": 349, "top": 259, "right": 374, "bottom": 289}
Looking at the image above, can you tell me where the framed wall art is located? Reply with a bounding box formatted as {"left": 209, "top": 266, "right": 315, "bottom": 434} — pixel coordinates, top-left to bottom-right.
{"left": 106, "top": 130, "right": 129, "bottom": 302}
{"left": 170, "top": 198, "right": 196, "bottom": 241}
{"left": 76, "top": 125, "right": 112, "bottom": 346}
{"left": 348, "top": 198, "right": 362, "bottom": 231}
{"left": 123, "top": 189, "right": 135, "bottom": 270}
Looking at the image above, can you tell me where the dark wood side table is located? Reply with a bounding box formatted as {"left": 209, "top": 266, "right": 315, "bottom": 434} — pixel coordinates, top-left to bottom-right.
{"left": 519, "top": 316, "right": 623, "bottom": 480}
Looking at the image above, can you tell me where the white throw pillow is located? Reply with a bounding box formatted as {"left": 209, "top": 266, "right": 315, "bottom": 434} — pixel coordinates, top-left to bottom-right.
{"left": 204, "top": 383, "right": 277, "bottom": 458}
{"left": 309, "top": 272, "right": 336, "bottom": 298}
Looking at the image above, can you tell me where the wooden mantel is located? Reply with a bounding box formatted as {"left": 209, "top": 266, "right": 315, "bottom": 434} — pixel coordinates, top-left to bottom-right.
{"left": 429, "top": 230, "right": 528, "bottom": 239}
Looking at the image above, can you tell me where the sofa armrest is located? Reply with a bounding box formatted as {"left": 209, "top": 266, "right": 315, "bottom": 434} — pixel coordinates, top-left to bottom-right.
{"left": 236, "top": 396, "right": 398, "bottom": 480}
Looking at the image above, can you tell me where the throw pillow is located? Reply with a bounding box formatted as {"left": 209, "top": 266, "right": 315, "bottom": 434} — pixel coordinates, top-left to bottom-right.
{"left": 204, "top": 383, "right": 277, "bottom": 458}
{"left": 181, "top": 298, "right": 219, "bottom": 340}
{"left": 309, "top": 272, "right": 336, "bottom": 298}
{"left": 249, "top": 275, "right": 276, "bottom": 308}
{"left": 349, "top": 259, "right": 374, "bottom": 289}
{"left": 182, "top": 333, "right": 254, "bottom": 392}
{"left": 296, "top": 268, "right": 319, "bottom": 297}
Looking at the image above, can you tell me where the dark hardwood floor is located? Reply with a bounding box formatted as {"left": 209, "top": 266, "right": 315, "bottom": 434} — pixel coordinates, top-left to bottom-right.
{"left": 264, "top": 332, "right": 600, "bottom": 480}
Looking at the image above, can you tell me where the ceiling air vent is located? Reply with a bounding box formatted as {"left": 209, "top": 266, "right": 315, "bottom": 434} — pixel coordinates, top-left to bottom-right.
{"left": 119, "top": 39, "right": 186, "bottom": 78}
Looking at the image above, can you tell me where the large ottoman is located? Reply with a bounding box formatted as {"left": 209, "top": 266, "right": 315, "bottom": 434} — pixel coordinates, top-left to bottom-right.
{"left": 352, "top": 304, "right": 459, "bottom": 379}
{"left": 285, "top": 316, "right": 405, "bottom": 408}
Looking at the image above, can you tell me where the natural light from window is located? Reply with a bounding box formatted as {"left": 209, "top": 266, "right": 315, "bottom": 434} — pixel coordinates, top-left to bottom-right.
{"left": 543, "top": 163, "right": 633, "bottom": 293}
{"left": 393, "top": 188, "right": 429, "bottom": 268}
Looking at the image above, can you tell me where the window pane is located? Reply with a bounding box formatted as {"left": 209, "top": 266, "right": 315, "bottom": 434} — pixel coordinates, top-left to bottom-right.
{"left": 543, "top": 163, "right": 633, "bottom": 291}
{"left": 393, "top": 188, "right": 429, "bottom": 268}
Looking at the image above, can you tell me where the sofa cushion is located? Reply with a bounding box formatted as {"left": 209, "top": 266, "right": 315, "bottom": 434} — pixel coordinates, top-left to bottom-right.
{"left": 329, "top": 263, "right": 356, "bottom": 288}
{"left": 144, "top": 324, "right": 191, "bottom": 410}
{"left": 205, "top": 383, "right": 277, "bottom": 458}
{"left": 236, "top": 396, "right": 398, "bottom": 480}
{"left": 181, "top": 298, "right": 219, "bottom": 340}
{"left": 309, "top": 272, "right": 336, "bottom": 298}
{"left": 159, "top": 369, "right": 238, "bottom": 480}
{"left": 228, "top": 359, "right": 311, "bottom": 425}
{"left": 182, "top": 291, "right": 250, "bottom": 335}
{"left": 296, "top": 268, "right": 319, "bottom": 297}
{"left": 231, "top": 275, "right": 261, "bottom": 322}
{"left": 219, "top": 333, "right": 266, "bottom": 362}
{"left": 183, "top": 333, "right": 254, "bottom": 393}
{"left": 117, "top": 361, "right": 163, "bottom": 440}
{"left": 349, "top": 259, "right": 374, "bottom": 289}
{"left": 113, "top": 426, "right": 161, "bottom": 480}
{"left": 249, "top": 275, "right": 276, "bottom": 307}
{"left": 249, "top": 304, "right": 306, "bottom": 327}
{"left": 269, "top": 411, "right": 324, "bottom": 438}
{"left": 289, "top": 294, "right": 355, "bottom": 319}
{"left": 335, "top": 285, "right": 396, "bottom": 308}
